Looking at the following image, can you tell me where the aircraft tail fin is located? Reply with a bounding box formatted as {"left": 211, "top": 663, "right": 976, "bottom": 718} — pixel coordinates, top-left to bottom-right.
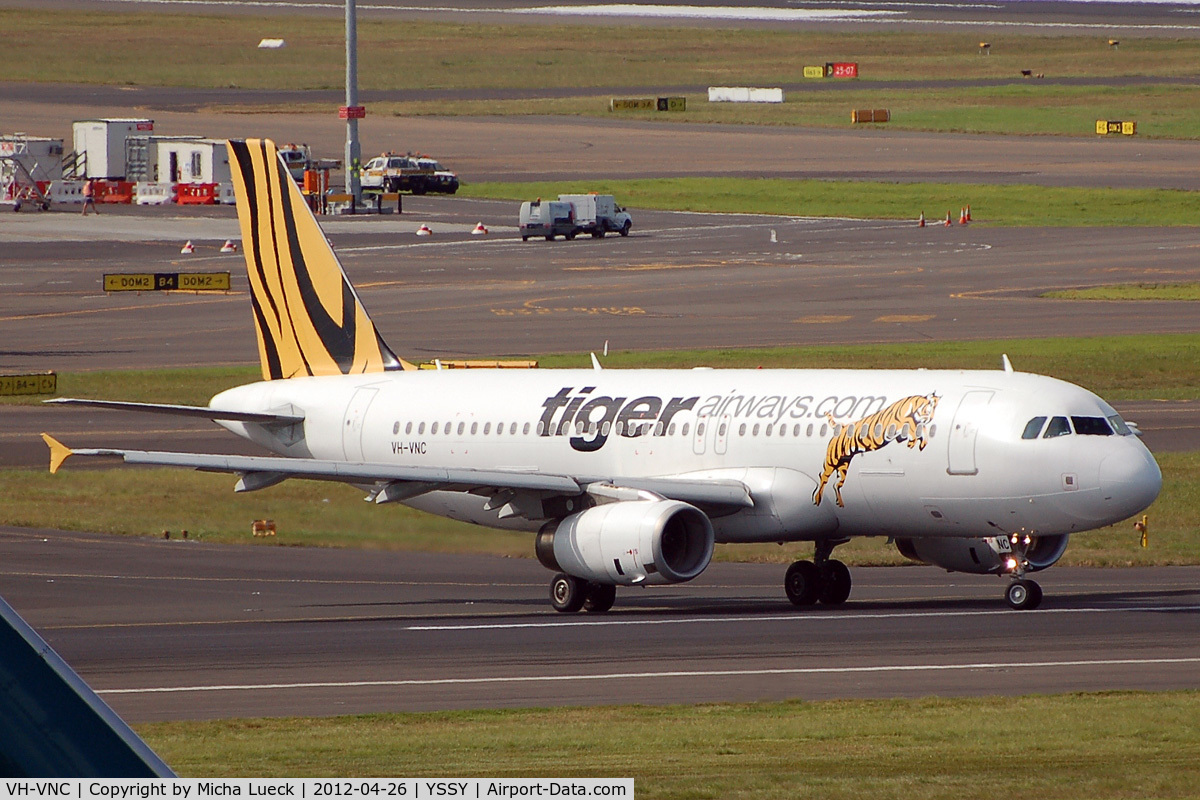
{"left": 226, "top": 139, "right": 414, "bottom": 381}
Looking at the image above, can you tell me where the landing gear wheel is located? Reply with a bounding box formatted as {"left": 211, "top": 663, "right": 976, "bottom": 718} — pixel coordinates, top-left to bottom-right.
{"left": 818, "top": 559, "right": 852, "bottom": 605}
{"left": 1005, "top": 579, "right": 1043, "bottom": 611}
{"left": 582, "top": 582, "right": 617, "bottom": 613}
{"left": 785, "top": 560, "right": 821, "bottom": 606}
{"left": 550, "top": 573, "right": 586, "bottom": 613}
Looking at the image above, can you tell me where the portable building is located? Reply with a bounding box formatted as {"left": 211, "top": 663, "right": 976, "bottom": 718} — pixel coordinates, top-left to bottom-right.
{"left": 72, "top": 119, "right": 154, "bottom": 179}
{"left": 154, "top": 139, "right": 232, "bottom": 184}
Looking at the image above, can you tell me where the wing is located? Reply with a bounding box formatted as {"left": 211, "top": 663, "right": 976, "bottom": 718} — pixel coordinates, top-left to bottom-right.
{"left": 40, "top": 436, "right": 753, "bottom": 519}
{"left": 44, "top": 398, "right": 304, "bottom": 425}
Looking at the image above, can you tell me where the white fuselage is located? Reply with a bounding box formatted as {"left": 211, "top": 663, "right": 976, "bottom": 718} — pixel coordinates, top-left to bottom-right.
{"left": 212, "top": 368, "right": 1161, "bottom": 543}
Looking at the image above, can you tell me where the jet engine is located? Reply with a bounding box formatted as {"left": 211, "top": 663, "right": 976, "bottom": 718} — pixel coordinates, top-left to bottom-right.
{"left": 894, "top": 533, "right": 1069, "bottom": 575}
{"left": 536, "top": 500, "right": 714, "bottom": 586}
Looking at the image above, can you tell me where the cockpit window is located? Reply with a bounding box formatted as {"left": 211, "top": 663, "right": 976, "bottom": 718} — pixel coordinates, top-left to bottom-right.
{"left": 1108, "top": 414, "right": 1133, "bottom": 436}
{"left": 1021, "top": 416, "right": 1047, "bottom": 440}
{"left": 1072, "top": 416, "right": 1114, "bottom": 436}
{"left": 1043, "top": 416, "right": 1071, "bottom": 438}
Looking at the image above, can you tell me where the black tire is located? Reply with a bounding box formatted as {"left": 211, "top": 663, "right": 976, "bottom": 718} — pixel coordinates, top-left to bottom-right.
{"left": 784, "top": 560, "right": 821, "bottom": 606}
{"left": 583, "top": 582, "right": 617, "bottom": 613}
{"left": 545, "top": 234, "right": 554, "bottom": 241}
{"left": 40, "top": 202, "right": 50, "bottom": 211}
{"left": 619, "top": 220, "right": 631, "bottom": 237}
{"left": 591, "top": 231, "right": 604, "bottom": 238}
{"left": 12, "top": 202, "right": 20, "bottom": 213}
{"left": 1005, "top": 579, "right": 1042, "bottom": 611}
{"left": 412, "top": 182, "right": 427, "bottom": 196}
{"left": 522, "top": 235, "right": 529, "bottom": 242}
{"left": 565, "top": 232, "right": 576, "bottom": 241}
{"left": 550, "top": 573, "right": 586, "bottom": 613}
{"left": 818, "top": 559, "right": 852, "bottom": 605}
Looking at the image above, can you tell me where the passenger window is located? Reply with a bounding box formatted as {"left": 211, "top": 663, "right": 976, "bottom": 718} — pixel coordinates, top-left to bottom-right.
{"left": 1108, "top": 414, "right": 1132, "bottom": 436}
{"left": 1022, "top": 416, "right": 1047, "bottom": 440}
{"left": 1072, "top": 416, "right": 1114, "bottom": 436}
{"left": 1043, "top": 416, "right": 1071, "bottom": 438}
{"left": 431, "top": 422, "right": 439, "bottom": 435}
{"left": 681, "top": 423, "right": 689, "bottom": 437}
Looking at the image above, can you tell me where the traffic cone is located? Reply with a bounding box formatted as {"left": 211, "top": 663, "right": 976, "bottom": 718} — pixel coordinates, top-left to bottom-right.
{"left": 944, "top": 211, "right": 952, "bottom": 227}
{"left": 918, "top": 211, "right": 925, "bottom": 228}
{"left": 471, "top": 222, "right": 488, "bottom": 235}
{"left": 965, "top": 205, "right": 972, "bottom": 222}
{"left": 180, "top": 241, "right": 194, "bottom": 254}
{"left": 959, "top": 207, "right": 969, "bottom": 225}
{"left": 220, "top": 239, "right": 238, "bottom": 253}
{"left": 416, "top": 224, "right": 432, "bottom": 236}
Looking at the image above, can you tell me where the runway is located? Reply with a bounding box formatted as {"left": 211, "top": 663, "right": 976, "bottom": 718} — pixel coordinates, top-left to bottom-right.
{"left": 2, "top": 526, "right": 1197, "bottom": 722}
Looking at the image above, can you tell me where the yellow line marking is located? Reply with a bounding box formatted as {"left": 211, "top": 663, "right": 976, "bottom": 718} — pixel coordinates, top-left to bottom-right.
{"left": 874, "top": 314, "right": 934, "bottom": 323}
{"left": 0, "top": 297, "right": 240, "bottom": 323}
{"left": 793, "top": 315, "right": 852, "bottom": 324}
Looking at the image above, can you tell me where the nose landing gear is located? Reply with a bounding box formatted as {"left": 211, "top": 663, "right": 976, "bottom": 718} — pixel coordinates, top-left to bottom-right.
{"left": 785, "top": 538, "right": 852, "bottom": 607}
{"left": 1003, "top": 532, "right": 1043, "bottom": 610}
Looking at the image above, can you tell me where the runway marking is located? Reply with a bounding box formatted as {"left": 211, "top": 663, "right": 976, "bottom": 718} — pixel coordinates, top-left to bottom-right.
{"left": 0, "top": 297, "right": 237, "bottom": 323}
{"left": 795, "top": 315, "right": 853, "bottom": 324}
{"left": 406, "top": 604, "right": 1200, "bottom": 631}
{"left": 874, "top": 314, "right": 935, "bottom": 323}
{"left": 95, "top": 656, "right": 1200, "bottom": 696}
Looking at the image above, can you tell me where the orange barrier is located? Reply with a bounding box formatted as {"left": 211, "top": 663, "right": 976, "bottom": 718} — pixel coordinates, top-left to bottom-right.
{"left": 177, "top": 183, "right": 217, "bottom": 205}
{"left": 96, "top": 181, "right": 135, "bottom": 204}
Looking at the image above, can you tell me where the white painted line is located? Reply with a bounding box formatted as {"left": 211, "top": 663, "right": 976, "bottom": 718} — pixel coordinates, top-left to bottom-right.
{"left": 407, "top": 604, "right": 1200, "bottom": 631}
{"left": 97, "top": 656, "right": 1200, "bottom": 695}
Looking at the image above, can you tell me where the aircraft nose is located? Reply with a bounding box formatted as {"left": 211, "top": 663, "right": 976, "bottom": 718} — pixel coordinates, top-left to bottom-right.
{"left": 1099, "top": 444, "right": 1162, "bottom": 517}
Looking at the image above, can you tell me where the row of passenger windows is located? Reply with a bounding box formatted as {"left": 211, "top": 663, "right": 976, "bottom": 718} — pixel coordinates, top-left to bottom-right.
{"left": 1021, "top": 414, "right": 1130, "bottom": 440}
{"left": 390, "top": 418, "right": 936, "bottom": 440}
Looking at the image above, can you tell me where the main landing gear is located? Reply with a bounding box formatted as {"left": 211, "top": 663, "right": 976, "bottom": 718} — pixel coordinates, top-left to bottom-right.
{"left": 549, "top": 573, "right": 616, "bottom": 613}
{"left": 1004, "top": 532, "right": 1043, "bottom": 611}
{"left": 785, "top": 538, "right": 852, "bottom": 607}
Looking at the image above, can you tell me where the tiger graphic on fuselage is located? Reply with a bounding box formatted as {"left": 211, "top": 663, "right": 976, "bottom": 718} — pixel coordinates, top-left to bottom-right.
{"left": 812, "top": 393, "right": 939, "bottom": 507}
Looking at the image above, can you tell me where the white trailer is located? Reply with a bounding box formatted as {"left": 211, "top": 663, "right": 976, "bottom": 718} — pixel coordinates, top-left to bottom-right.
{"left": 557, "top": 193, "right": 632, "bottom": 237}
{"left": 72, "top": 119, "right": 154, "bottom": 179}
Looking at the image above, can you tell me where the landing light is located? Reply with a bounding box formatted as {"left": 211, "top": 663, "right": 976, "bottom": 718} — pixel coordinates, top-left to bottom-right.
{"left": 1005, "top": 558, "right": 1018, "bottom": 572}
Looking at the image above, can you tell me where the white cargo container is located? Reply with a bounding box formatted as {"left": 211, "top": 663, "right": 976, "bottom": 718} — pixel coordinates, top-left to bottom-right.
{"left": 72, "top": 119, "right": 153, "bottom": 179}
{"left": 557, "top": 193, "right": 632, "bottom": 237}
{"left": 154, "top": 139, "right": 232, "bottom": 184}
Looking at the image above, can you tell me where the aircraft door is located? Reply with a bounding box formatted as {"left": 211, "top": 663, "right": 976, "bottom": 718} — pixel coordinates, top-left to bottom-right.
{"left": 946, "top": 390, "right": 994, "bottom": 475}
{"left": 714, "top": 413, "right": 731, "bottom": 455}
{"left": 343, "top": 387, "right": 379, "bottom": 461}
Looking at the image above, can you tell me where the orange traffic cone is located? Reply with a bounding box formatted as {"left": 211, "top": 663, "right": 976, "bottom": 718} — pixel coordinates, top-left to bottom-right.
{"left": 918, "top": 211, "right": 925, "bottom": 228}
{"left": 416, "top": 224, "right": 432, "bottom": 236}
{"left": 959, "top": 207, "right": 969, "bottom": 225}
{"left": 180, "top": 241, "right": 194, "bottom": 254}
{"left": 220, "top": 239, "right": 238, "bottom": 253}
{"left": 965, "top": 205, "right": 972, "bottom": 222}
{"left": 471, "top": 222, "right": 488, "bottom": 235}
{"left": 944, "top": 211, "right": 952, "bottom": 227}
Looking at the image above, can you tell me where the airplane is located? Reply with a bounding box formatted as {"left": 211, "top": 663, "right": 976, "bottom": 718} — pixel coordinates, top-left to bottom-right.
{"left": 42, "top": 138, "right": 1162, "bottom": 613}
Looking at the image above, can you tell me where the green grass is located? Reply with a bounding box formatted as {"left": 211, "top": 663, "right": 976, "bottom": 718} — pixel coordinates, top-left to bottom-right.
{"left": 5, "top": 12, "right": 1200, "bottom": 90}
{"left": 1043, "top": 283, "right": 1200, "bottom": 301}
{"left": 138, "top": 692, "right": 1200, "bottom": 796}
{"left": 462, "top": 178, "right": 1200, "bottom": 226}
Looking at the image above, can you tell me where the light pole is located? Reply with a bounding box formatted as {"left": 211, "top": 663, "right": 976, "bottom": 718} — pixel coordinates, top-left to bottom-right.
{"left": 343, "top": 0, "right": 363, "bottom": 204}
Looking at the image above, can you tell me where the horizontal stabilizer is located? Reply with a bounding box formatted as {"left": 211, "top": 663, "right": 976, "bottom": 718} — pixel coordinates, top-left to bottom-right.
{"left": 45, "top": 398, "right": 304, "bottom": 425}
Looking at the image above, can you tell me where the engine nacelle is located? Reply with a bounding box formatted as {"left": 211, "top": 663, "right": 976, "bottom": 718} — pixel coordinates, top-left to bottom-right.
{"left": 536, "top": 500, "right": 714, "bottom": 586}
{"left": 894, "top": 534, "right": 1069, "bottom": 575}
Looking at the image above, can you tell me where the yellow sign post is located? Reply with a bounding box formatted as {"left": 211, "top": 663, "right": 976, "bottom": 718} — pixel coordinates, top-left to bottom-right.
{"left": 0, "top": 372, "right": 57, "bottom": 396}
